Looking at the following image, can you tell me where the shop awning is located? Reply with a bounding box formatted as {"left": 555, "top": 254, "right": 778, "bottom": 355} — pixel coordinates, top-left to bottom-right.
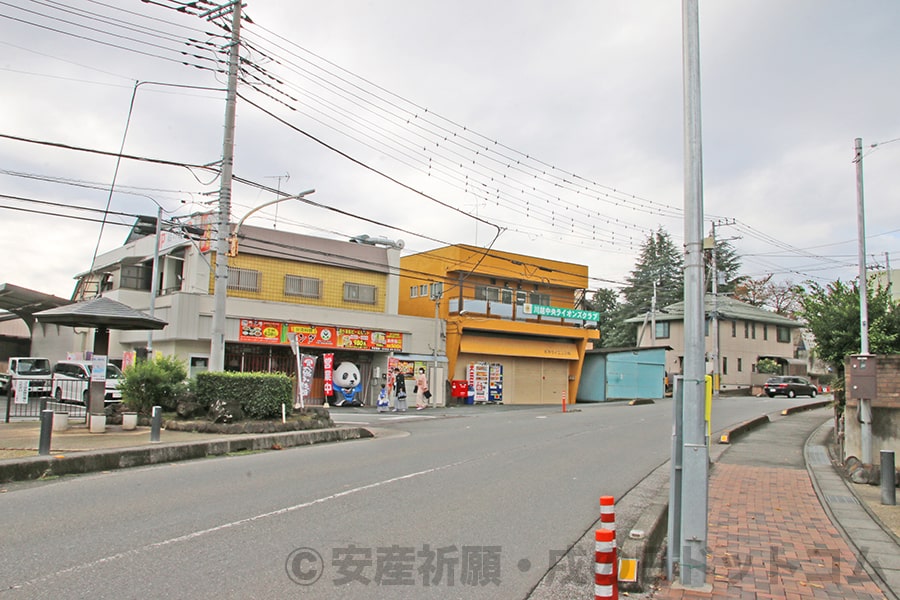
{"left": 460, "top": 335, "right": 579, "bottom": 360}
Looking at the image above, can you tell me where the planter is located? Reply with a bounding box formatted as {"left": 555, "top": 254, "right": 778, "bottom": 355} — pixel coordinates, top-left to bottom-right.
{"left": 52, "top": 411, "right": 69, "bottom": 432}
{"left": 122, "top": 412, "right": 138, "bottom": 430}
{"left": 89, "top": 413, "right": 106, "bottom": 434}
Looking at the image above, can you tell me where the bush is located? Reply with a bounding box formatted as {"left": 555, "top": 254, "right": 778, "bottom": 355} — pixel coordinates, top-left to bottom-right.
{"left": 757, "top": 358, "right": 780, "bottom": 374}
{"left": 120, "top": 355, "right": 189, "bottom": 415}
{"left": 195, "top": 371, "right": 292, "bottom": 420}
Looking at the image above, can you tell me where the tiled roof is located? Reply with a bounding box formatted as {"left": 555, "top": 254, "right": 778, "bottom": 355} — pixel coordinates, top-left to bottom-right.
{"left": 626, "top": 295, "right": 800, "bottom": 327}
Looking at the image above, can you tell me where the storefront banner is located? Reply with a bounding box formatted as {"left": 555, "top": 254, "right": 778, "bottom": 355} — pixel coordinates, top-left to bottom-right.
{"left": 323, "top": 353, "right": 334, "bottom": 397}
{"left": 239, "top": 319, "right": 283, "bottom": 344}
{"left": 337, "top": 328, "right": 403, "bottom": 351}
{"left": 285, "top": 323, "right": 337, "bottom": 348}
{"left": 299, "top": 354, "right": 317, "bottom": 409}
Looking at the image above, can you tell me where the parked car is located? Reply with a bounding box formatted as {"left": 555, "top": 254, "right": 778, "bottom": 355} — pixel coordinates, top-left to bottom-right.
{"left": 51, "top": 360, "right": 124, "bottom": 404}
{"left": 4, "top": 357, "right": 53, "bottom": 401}
{"left": 764, "top": 376, "right": 817, "bottom": 398}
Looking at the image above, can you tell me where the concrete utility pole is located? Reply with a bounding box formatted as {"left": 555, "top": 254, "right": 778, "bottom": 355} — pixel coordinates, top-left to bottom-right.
{"left": 854, "top": 137, "right": 873, "bottom": 464}
{"left": 708, "top": 224, "right": 718, "bottom": 398}
{"left": 677, "top": 0, "right": 710, "bottom": 589}
{"left": 209, "top": 0, "right": 243, "bottom": 372}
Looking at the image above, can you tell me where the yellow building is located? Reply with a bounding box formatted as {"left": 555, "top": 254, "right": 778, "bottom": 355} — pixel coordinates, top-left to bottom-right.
{"left": 399, "top": 245, "right": 599, "bottom": 405}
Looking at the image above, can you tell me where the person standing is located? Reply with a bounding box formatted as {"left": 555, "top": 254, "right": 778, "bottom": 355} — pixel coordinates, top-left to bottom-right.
{"left": 415, "top": 367, "right": 429, "bottom": 410}
{"left": 392, "top": 368, "right": 408, "bottom": 412}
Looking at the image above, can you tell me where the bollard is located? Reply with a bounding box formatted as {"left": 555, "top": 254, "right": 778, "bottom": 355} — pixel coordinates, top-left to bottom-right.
{"left": 38, "top": 409, "right": 53, "bottom": 456}
{"left": 882, "top": 450, "right": 896, "bottom": 506}
{"left": 562, "top": 391, "right": 567, "bottom": 413}
{"left": 150, "top": 405, "right": 162, "bottom": 443}
{"left": 595, "top": 528, "right": 618, "bottom": 600}
{"left": 599, "top": 496, "right": 616, "bottom": 540}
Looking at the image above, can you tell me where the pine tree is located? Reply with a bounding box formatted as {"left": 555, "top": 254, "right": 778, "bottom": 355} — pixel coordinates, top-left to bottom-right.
{"left": 621, "top": 228, "right": 684, "bottom": 318}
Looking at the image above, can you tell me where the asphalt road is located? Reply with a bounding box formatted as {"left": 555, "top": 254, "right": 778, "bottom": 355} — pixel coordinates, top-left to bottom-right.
{"left": 0, "top": 395, "right": 815, "bottom": 599}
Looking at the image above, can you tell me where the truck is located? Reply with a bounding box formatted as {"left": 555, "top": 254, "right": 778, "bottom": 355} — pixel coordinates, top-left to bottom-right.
{"left": 3, "top": 357, "right": 53, "bottom": 401}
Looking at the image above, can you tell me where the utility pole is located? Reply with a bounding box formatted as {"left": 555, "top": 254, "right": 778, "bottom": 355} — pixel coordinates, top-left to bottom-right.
{"left": 854, "top": 137, "right": 872, "bottom": 464}
{"left": 147, "top": 205, "right": 163, "bottom": 357}
{"left": 650, "top": 280, "right": 658, "bottom": 345}
{"left": 677, "top": 0, "right": 710, "bottom": 589}
{"left": 708, "top": 222, "right": 719, "bottom": 400}
{"left": 209, "top": 0, "right": 243, "bottom": 372}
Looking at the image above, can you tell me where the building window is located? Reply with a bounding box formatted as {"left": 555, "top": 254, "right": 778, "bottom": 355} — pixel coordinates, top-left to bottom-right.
{"left": 655, "top": 321, "right": 670, "bottom": 339}
{"left": 430, "top": 282, "right": 443, "bottom": 299}
{"left": 419, "top": 284, "right": 428, "bottom": 296}
{"left": 501, "top": 289, "right": 513, "bottom": 304}
{"left": 737, "top": 357, "right": 743, "bottom": 372}
{"left": 228, "top": 267, "right": 260, "bottom": 292}
{"left": 704, "top": 319, "right": 710, "bottom": 337}
{"left": 284, "top": 275, "right": 321, "bottom": 298}
{"left": 515, "top": 290, "right": 527, "bottom": 305}
{"left": 731, "top": 320, "right": 736, "bottom": 337}
{"left": 722, "top": 356, "right": 728, "bottom": 375}
{"left": 475, "top": 285, "right": 500, "bottom": 302}
{"left": 744, "top": 320, "right": 749, "bottom": 338}
{"left": 776, "top": 326, "right": 791, "bottom": 343}
{"left": 751, "top": 322, "right": 756, "bottom": 339}
{"left": 763, "top": 324, "right": 768, "bottom": 341}
{"left": 120, "top": 263, "right": 152, "bottom": 291}
{"left": 529, "top": 292, "right": 550, "bottom": 306}
{"left": 344, "top": 282, "right": 377, "bottom": 304}
{"left": 410, "top": 286, "right": 419, "bottom": 298}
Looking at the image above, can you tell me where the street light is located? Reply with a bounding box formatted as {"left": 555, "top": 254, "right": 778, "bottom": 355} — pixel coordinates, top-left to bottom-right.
{"left": 229, "top": 189, "right": 315, "bottom": 256}
{"left": 208, "top": 189, "right": 315, "bottom": 371}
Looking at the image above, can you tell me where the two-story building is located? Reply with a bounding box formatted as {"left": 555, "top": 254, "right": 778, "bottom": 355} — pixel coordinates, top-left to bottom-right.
{"left": 627, "top": 295, "right": 805, "bottom": 393}
{"left": 398, "top": 245, "right": 600, "bottom": 405}
{"left": 33, "top": 216, "right": 439, "bottom": 405}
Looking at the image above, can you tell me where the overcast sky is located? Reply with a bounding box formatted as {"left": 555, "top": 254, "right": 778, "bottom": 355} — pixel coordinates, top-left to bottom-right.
{"left": 1, "top": 1, "right": 898, "bottom": 301}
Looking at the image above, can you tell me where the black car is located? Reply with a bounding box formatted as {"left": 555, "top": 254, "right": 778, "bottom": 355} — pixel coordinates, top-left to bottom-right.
{"left": 764, "top": 376, "right": 817, "bottom": 398}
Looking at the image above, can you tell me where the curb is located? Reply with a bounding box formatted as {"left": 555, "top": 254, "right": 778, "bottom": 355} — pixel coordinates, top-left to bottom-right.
{"left": 717, "top": 414, "right": 770, "bottom": 444}
{"left": 0, "top": 426, "right": 373, "bottom": 483}
{"left": 781, "top": 399, "right": 831, "bottom": 415}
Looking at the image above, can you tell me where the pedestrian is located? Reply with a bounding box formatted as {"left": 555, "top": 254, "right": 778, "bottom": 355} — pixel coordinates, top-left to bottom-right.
{"left": 414, "top": 367, "right": 429, "bottom": 410}
{"left": 377, "top": 383, "right": 389, "bottom": 412}
{"left": 392, "top": 368, "right": 407, "bottom": 412}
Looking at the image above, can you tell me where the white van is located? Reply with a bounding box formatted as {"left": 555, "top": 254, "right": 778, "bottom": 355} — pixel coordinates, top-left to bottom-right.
{"left": 4, "top": 357, "right": 53, "bottom": 401}
{"left": 51, "top": 360, "right": 124, "bottom": 404}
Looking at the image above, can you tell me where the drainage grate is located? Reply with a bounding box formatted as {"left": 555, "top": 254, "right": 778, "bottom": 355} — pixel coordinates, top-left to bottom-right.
{"left": 807, "top": 445, "right": 831, "bottom": 465}
{"left": 825, "top": 494, "right": 860, "bottom": 505}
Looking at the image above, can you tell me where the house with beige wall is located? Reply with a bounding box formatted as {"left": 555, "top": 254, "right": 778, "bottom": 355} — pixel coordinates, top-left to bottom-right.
{"left": 628, "top": 295, "right": 805, "bottom": 393}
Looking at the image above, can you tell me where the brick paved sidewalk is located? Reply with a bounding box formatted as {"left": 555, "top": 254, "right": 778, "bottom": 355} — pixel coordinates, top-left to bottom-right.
{"left": 652, "top": 462, "right": 886, "bottom": 599}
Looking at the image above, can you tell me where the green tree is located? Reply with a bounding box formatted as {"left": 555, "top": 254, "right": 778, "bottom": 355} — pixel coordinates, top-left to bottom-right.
{"left": 621, "top": 228, "right": 684, "bottom": 318}
{"left": 706, "top": 239, "right": 745, "bottom": 295}
{"left": 799, "top": 280, "right": 900, "bottom": 375}
{"left": 586, "top": 287, "right": 635, "bottom": 347}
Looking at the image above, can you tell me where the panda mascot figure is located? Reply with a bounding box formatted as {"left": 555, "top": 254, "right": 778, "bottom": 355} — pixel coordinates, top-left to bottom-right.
{"left": 332, "top": 362, "right": 364, "bottom": 407}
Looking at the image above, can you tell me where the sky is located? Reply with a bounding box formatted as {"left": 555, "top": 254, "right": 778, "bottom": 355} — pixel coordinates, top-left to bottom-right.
{"left": 1, "top": 1, "right": 899, "bottom": 302}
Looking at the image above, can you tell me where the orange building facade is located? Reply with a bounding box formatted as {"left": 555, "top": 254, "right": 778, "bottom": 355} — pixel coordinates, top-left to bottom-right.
{"left": 399, "top": 245, "right": 599, "bottom": 405}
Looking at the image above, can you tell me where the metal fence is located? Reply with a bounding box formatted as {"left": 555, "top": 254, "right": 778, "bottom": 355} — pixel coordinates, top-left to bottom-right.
{"left": 3, "top": 378, "right": 90, "bottom": 422}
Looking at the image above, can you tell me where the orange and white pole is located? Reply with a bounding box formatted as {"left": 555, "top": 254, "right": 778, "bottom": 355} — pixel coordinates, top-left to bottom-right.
{"left": 595, "top": 528, "right": 618, "bottom": 600}
{"left": 599, "top": 495, "right": 615, "bottom": 540}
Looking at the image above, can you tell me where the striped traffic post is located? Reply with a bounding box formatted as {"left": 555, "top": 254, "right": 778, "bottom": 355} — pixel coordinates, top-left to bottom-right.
{"left": 595, "top": 528, "right": 618, "bottom": 600}
{"left": 599, "top": 495, "right": 615, "bottom": 540}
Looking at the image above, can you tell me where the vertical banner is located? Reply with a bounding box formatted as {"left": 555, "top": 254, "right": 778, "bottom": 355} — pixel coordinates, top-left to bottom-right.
{"left": 298, "top": 354, "right": 317, "bottom": 409}
{"left": 323, "top": 353, "right": 335, "bottom": 399}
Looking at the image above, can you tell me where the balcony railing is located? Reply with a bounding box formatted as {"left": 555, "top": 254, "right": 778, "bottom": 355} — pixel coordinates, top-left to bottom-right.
{"left": 447, "top": 297, "right": 596, "bottom": 328}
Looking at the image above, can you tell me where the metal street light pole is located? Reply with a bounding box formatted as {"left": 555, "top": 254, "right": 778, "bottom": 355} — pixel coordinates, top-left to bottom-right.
{"left": 229, "top": 190, "right": 316, "bottom": 256}
{"left": 678, "top": 0, "right": 710, "bottom": 589}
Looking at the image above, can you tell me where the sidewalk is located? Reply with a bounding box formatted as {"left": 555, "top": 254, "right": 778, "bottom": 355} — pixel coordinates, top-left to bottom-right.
{"left": 651, "top": 407, "right": 899, "bottom": 600}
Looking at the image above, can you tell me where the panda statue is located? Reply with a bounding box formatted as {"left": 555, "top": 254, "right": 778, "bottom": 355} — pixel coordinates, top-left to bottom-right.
{"left": 332, "top": 362, "right": 364, "bottom": 407}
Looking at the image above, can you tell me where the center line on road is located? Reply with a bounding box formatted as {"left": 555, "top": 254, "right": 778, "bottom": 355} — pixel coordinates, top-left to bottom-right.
{"left": 6, "top": 457, "right": 476, "bottom": 591}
